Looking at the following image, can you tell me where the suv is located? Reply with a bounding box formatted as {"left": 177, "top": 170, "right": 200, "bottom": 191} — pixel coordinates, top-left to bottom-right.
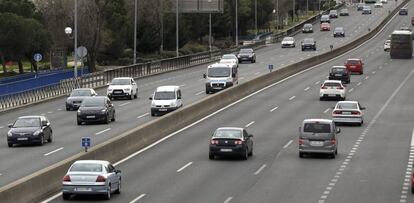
{"left": 329, "top": 66, "right": 350, "bottom": 84}
{"left": 345, "top": 58, "right": 364, "bottom": 74}
{"left": 237, "top": 48, "right": 256, "bottom": 63}
{"left": 340, "top": 9, "right": 349, "bottom": 16}
{"left": 299, "top": 119, "right": 340, "bottom": 158}
{"left": 302, "top": 23, "right": 313, "bottom": 33}
{"left": 77, "top": 96, "right": 115, "bottom": 125}
{"left": 107, "top": 77, "right": 138, "bottom": 100}
{"left": 320, "top": 15, "right": 330, "bottom": 23}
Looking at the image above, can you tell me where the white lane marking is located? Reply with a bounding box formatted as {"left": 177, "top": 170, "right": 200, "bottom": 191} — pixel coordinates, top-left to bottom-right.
{"left": 270, "top": 106, "right": 279, "bottom": 112}
{"left": 289, "top": 96, "right": 296, "bottom": 101}
{"left": 130, "top": 194, "right": 147, "bottom": 203}
{"left": 315, "top": 81, "right": 321, "bottom": 85}
{"left": 324, "top": 108, "right": 330, "bottom": 114}
{"left": 349, "top": 88, "right": 354, "bottom": 92}
{"left": 44, "top": 147, "right": 64, "bottom": 156}
{"left": 177, "top": 162, "right": 193, "bottom": 173}
{"left": 137, "top": 113, "right": 149, "bottom": 119}
{"left": 0, "top": 126, "right": 3, "bottom": 129}
{"left": 57, "top": 109, "right": 62, "bottom": 111}
{"left": 372, "top": 71, "right": 376, "bottom": 74}
{"left": 95, "top": 128, "right": 111, "bottom": 135}
{"left": 119, "top": 102, "right": 131, "bottom": 107}
{"left": 365, "top": 76, "right": 369, "bottom": 80}
{"left": 304, "top": 87, "right": 310, "bottom": 91}
{"left": 283, "top": 140, "right": 293, "bottom": 149}
{"left": 180, "top": 84, "right": 186, "bottom": 87}
{"left": 357, "top": 82, "right": 362, "bottom": 86}
{"left": 195, "top": 91, "right": 204, "bottom": 96}
{"left": 40, "top": 113, "right": 45, "bottom": 116}
{"left": 224, "top": 197, "right": 233, "bottom": 203}
{"left": 254, "top": 72, "right": 261, "bottom": 75}
{"left": 245, "top": 121, "right": 255, "bottom": 128}
{"left": 47, "top": 112, "right": 53, "bottom": 114}
{"left": 411, "top": 130, "right": 414, "bottom": 147}
{"left": 240, "top": 77, "right": 245, "bottom": 80}
{"left": 254, "top": 164, "right": 267, "bottom": 175}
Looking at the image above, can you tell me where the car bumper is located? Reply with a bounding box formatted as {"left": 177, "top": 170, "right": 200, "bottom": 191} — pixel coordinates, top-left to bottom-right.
{"left": 77, "top": 114, "right": 107, "bottom": 122}
{"left": 8, "top": 136, "right": 41, "bottom": 144}
{"left": 107, "top": 92, "right": 132, "bottom": 98}
{"left": 328, "top": 76, "right": 349, "bottom": 82}
{"left": 299, "top": 147, "right": 336, "bottom": 154}
{"left": 347, "top": 67, "right": 363, "bottom": 73}
{"left": 332, "top": 116, "right": 362, "bottom": 123}
{"left": 66, "top": 103, "right": 81, "bottom": 110}
{"left": 206, "top": 83, "right": 233, "bottom": 91}
{"left": 151, "top": 107, "right": 178, "bottom": 114}
{"left": 62, "top": 185, "right": 108, "bottom": 195}
{"left": 209, "top": 145, "right": 246, "bottom": 156}
{"left": 302, "top": 46, "right": 316, "bottom": 50}
{"left": 282, "top": 44, "right": 295, "bottom": 48}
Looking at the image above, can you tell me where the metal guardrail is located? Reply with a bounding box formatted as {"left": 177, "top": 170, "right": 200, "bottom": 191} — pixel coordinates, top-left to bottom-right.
{"left": 0, "top": 4, "right": 341, "bottom": 112}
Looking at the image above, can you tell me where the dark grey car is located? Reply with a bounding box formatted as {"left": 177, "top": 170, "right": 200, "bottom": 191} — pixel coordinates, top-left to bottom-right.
{"left": 77, "top": 96, "right": 115, "bottom": 125}
{"left": 237, "top": 48, "right": 256, "bottom": 63}
{"left": 209, "top": 127, "right": 253, "bottom": 160}
{"left": 299, "top": 119, "right": 340, "bottom": 158}
{"left": 7, "top": 116, "right": 53, "bottom": 147}
{"left": 333, "top": 27, "right": 345, "bottom": 37}
{"left": 66, "top": 88, "right": 98, "bottom": 111}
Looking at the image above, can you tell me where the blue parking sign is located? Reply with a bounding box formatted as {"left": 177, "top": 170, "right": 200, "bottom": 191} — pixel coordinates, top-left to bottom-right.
{"left": 81, "top": 137, "right": 91, "bottom": 148}
{"left": 268, "top": 64, "right": 274, "bottom": 72}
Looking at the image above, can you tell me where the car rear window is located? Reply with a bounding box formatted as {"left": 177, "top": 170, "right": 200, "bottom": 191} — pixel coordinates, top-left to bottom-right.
{"left": 214, "top": 129, "right": 242, "bottom": 138}
{"left": 347, "top": 60, "right": 361, "bottom": 65}
{"left": 324, "top": 82, "right": 341, "bottom": 87}
{"left": 70, "top": 163, "right": 103, "bottom": 172}
{"left": 337, "top": 103, "right": 358, "bottom": 109}
{"left": 303, "top": 123, "right": 331, "bottom": 133}
{"left": 332, "top": 68, "right": 345, "bottom": 73}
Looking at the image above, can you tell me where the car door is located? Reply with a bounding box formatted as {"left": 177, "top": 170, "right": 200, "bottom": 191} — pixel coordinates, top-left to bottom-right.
{"left": 177, "top": 89, "right": 183, "bottom": 108}
{"left": 107, "top": 99, "right": 114, "bottom": 118}
{"left": 243, "top": 130, "right": 253, "bottom": 151}
{"left": 42, "top": 117, "right": 52, "bottom": 139}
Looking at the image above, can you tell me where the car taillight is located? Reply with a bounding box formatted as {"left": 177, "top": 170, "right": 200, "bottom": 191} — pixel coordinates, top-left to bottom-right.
{"left": 234, "top": 140, "right": 243, "bottom": 145}
{"left": 63, "top": 175, "right": 71, "bottom": 182}
{"left": 210, "top": 140, "right": 219, "bottom": 145}
{"left": 351, "top": 111, "right": 361, "bottom": 115}
{"left": 331, "top": 139, "right": 336, "bottom": 144}
{"left": 321, "top": 86, "right": 328, "bottom": 89}
{"left": 299, "top": 139, "right": 304, "bottom": 145}
{"left": 333, "top": 110, "right": 342, "bottom": 114}
{"left": 96, "top": 175, "right": 106, "bottom": 182}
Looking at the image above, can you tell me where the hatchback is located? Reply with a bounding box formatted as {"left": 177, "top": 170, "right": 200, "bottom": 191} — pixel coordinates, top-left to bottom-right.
{"left": 345, "top": 58, "right": 364, "bottom": 74}
{"left": 319, "top": 80, "right": 346, "bottom": 101}
{"left": 7, "top": 116, "right": 53, "bottom": 147}
{"left": 320, "top": 23, "right": 331, "bottom": 31}
{"left": 333, "top": 27, "right": 345, "bottom": 37}
{"left": 301, "top": 38, "right": 317, "bottom": 51}
{"left": 362, "top": 6, "right": 372, "bottom": 14}
{"left": 66, "top": 88, "right": 97, "bottom": 111}
{"left": 302, "top": 23, "right": 313, "bottom": 33}
{"left": 329, "top": 66, "right": 350, "bottom": 84}
{"left": 399, "top": 8, "right": 408, "bottom": 15}
{"left": 329, "top": 10, "right": 338, "bottom": 18}
{"left": 209, "top": 127, "right": 253, "bottom": 160}
{"left": 332, "top": 101, "right": 365, "bottom": 126}
{"left": 77, "top": 96, "right": 115, "bottom": 125}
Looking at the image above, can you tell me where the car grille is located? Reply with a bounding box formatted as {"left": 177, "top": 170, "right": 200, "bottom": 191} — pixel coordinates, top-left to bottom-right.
{"left": 155, "top": 105, "right": 170, "bottom": 108}
{"left": 212, "top": 83, "right": 225, "bottom": 88}
{"left": 113, "top": 89, "right": 124, "bottom": 94}
{"left": 80, "top": 110, "right": 100, "bottom": 114}
{"left": 12, "top": 133, "right": 32, "bottom": 136}
{"left": 73, "top": 100, "right": 82, "bottom": 104}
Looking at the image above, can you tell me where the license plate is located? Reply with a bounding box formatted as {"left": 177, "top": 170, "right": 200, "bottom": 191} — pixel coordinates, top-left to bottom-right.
{"left": 86, "top": 115, "right": 95, "bottom": 119}
{"left": 17, "top": 137, "right": 28, "bottom": 141}
{"left": 310, "top": 141, "right": 324, "bottom": 146}
{"left": 328, "top": 94, "right": 337, "bottom": 97}
{"left": 158, "top": 109, "right": 167, "bottom": 111}
{"left": 75, "top": 187, "right": 92, "bottom": 192}
{"left": 343, "top": 112, "right": 352, "bottom": 115}
{"left": 335, "top": 74, "right": 342, "bottom": 76}
{"left": 114, "top": 91, "right": 122, "bottom": 94}
{"left": 220, "top": 149, "right": 232, "bottom": 152}
{"left": 350, "top": 66, "right": 356, "bottom": 68}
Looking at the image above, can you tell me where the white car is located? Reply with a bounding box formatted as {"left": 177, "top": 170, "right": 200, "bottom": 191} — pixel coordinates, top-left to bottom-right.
{"left": 384, "top": 39, "right": 391, "bottom": 51}
{"left": 319, "top": 80, "right": 346, "bottom": 100}
{"left": 332, "top": 101, "right": 365, "bottom": 125}
{"left": 281, "top": 37, "right": 296, "bottom": 48}
{"left": 380, "top": 0, "right": 387, "bottom": 3}
{"left": 107, "top": 77, "right": 138, "bottom": 100}
{"left": 374, "top": 2, "right": 383, "bottom": 8}
{"left": 220, "top": 54, "right": 238, "bottom": 67}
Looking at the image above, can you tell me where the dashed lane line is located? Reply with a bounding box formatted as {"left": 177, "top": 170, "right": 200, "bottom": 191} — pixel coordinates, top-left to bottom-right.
{"left": 223, "top": 197, "right": 233, "bottom": 203}
{"left": 283, "top": 140, "right": 293, "bottom": 149}
{"left": 119, "top": 102, "right": 131, "bottom": 107}
{"left": 270, "top": 106, "right": 279, "bottom": 112}
{"left": 177, "top": 162, "right": 193, "bottom": 173}
{"left": 245, "top": 121, "right": 255, "bottom": 128}
{"left": 137, "top": 113, "right": 149, "bottom": 119}
{"left": 95, "top": 128, "right": 111, "bottom": 135}
{"left": 254, "top": 164, "right": 267, "bottom": 175}
{"left": 130, "top": 194, "right": 146, "bottom": 203}
{"left": 195, "top": 91, "right": 204, "bottom": 96}
{"left": 289, "top": 96, "right": 296, "bottom": 101}
{"left": 44, "top": 147, "right": 64, "bottom": 156}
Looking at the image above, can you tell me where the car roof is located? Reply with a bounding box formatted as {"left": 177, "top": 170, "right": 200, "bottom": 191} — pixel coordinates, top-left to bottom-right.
{"left": 331, "top": 66, "right": 346, "bottom": 69}
{"left": 222, "top": 54, "right": 236, "bottom": 57}
{"left": 216, "top": 127, "right": 244, "bottom": 131}
{"left": 303, "top": 119, "right": 333, "bottom": 124}
{"left": 209, "top": 63, "right": 232, "bottom": 68}
{"left": 393, "top": 30, "right": 412, "bottom": 35}
{"left": 347, "top": 58, "right": 362, "bottom": 61}
{"left": 73, "top": 160, "right": 110, "bottom": 165}
{"left": 283, "top": 37, "right": 294, "bottom": 40}
{"left": 156, "top": 85, "right": 179, "bottom": 92}
{"left": 303, "top": 38, "right": 314, "bottom": 41}
{"left": 113, "top": 77, "right": 132, "bottom": 79}
{"left": 73, "top": 88, "right": 93, "bottom": 91}
{"left": 18, "top": 115, "right": 43, "bottom": 119}
{"left": 240, "top": 48, "right": 253, "bottom": 51}
{"left": 336, "top": 101, "right": 358, "bottom": 105}
{"left": 83, "top": 96, "right": 107, "bottom": 100}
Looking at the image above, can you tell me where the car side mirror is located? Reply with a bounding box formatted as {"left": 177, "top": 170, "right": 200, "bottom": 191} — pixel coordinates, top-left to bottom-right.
{"left": 360, "top": 107, "right": 366, "bottom": 110}
{"left": 177, "top": 96, "right": 182, "bottom": 99}
{"left": 249, "top": 134, "right": 253, "bottom": 138}
{"left": 336, "top": 128, "right": 341, "bottom": 133}
{"left": 232, "top": 73, "right": 236, "bottom": 78}
{"left": 41, "top": 121, "right": 49, "bottom": 127}
{"left": 114, "top": 169, "right": 121, "bottom": 174}
{"left": 203, "top": 73, "right": 206, "bottom": 79}
{"left": 149, "top": 94, "right": 153, "bottom": 100}
{"left": 8, "top": 124, "right": 13, "bottom": 128}
{"left": 132, "top": 82, "right": 136, "bottom": 86}
{"left": 107, "top": 82, "right": 110, "bottom": 86}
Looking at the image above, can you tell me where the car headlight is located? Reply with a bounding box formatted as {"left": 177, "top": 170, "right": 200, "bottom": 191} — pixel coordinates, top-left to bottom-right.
{"left": 101, "top": 109, "right": 107, "bottom": 114}
{"left": 170, "top": 102, "right": 177, "bottom": 107}
{"left": 77, "top": 110, "right": 81, "bottom": 114}
{"left": 107, "top": 88, "right": 112, "bottom": 92}
{"left": 33, "top": 129, "right": 42, "bottom": 136}
{"left": 7, "top": 131, "right": 12, "bottom": 137}
{"left": 124, "top": 88, "right": 131, "bottom": 92}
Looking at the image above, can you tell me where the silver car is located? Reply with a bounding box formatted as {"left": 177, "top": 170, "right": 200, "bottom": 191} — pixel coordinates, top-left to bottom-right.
{"left": 332, "top": 101, "right": 365, "bottom": 126}
{"left": 62, "top": 160, "right": 121, "bottom": 200}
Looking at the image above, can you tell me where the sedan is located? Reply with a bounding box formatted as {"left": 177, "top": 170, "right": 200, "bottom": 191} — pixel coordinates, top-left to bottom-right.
{"left": 384, "top": 39, "right": 391, "bottom": 51}
{"left": 320, "top": 22, "right": 331, "bottom": 31}
{"left": 7, "top": 116, "right": 52, "bottom": 147}
{"left": 209, "top": 127, "right": 253, "bottom": 160}
{"left": 66, "top": 88, "right": 97, "bottom": 111}
{"left": 237, "top": 48, "right": 256, "bottom": 63}
{"left": 77, "top": 96, "right": 115, "bottom": 125}
{"left": 332, "top": 101, "right": 365, "bottom": 126}
{"left": 340, "top": 8, "right": 349, "bottom": 16}
{"left": 362, "top": 6, "right": 372, "bottom": 14}
{"left": 62, "top": 160, "right": 121, "bottom": 200}
{"left": 329, "top": 66, "right": 350, "bottom": 84}
{"left": 281, "top": 37, "right": 296, "bottom": 48}
{"left": 319, "top": 80, "right": 346, "bottom": 101}
{"left": 329, "top": 10, "right": 338, "bottom": 18}
{"left": 221, "top": 54, "right": 239, "bottom": 67}
{"left": 301, "top": 38, "right": 317, "bottom": 51}
{"left": 302, "top": 23, "right": 313, "bottom": 33}
{"left": 333, "top": 27, "right": 345, "bottom": 37}
{"left": 374, "top": 2, "right": 383, "bottom": 8}
{"left": 399, "top": 8, "right": 408, "bottom": 15}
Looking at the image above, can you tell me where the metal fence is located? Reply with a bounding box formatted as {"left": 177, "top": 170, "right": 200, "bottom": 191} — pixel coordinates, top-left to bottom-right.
{"left": 0, "top": 4, "right": 341, "bottom": 112}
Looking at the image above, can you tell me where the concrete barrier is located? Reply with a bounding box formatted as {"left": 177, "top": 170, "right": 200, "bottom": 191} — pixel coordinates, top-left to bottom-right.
{"left": 0, "top": 0, "right": 409, "bottom": 202}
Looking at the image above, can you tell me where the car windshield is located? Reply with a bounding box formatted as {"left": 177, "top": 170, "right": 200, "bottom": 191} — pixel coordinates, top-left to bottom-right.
{"left": 341, "top": 9, "right": 348, "bottom": 13}
{"left": 303, "top": 38, "right": 314, "bottom": 43}
{"left": 214, "top": 129, "right": 242, "bottom": 138}
{"left": 283, "top": 37, "right": 294, "bottom": 41}
{"left": 81, "top": 98, "right": 105, "bottom": 107}
{"left": 363, "top": 6, "right": 370, "bottom": 9}
{"left": 304, "top": 24, "right": 312, "bottom": 28}
{"left": 324, "top": 82, "right": 341, "bottom": 87}
{"left": 13, "top": 118, "right": 41, "bottom": 127}
{"left": 222, "top": 55, "right": 235, "bottom": 59}
{"left": 332, "top": 68, "right": 345, "bottom": 73}
{"left": 347, "top": 60, "right": 361, "bottom": 65}
{"left": 70, "top": 89, "right": 91, "bottom": 96}
{"left": 239, "top": 49, "right": 253, "bottom": 54}
{"left": 303, "top": 123, "right": 331, "bottom": 133}
{"left": 111, "top": 78, "right": 130, "bottom": 85}
{"left": 208, "top": 67, "right": 231, "bottom": 77}
{"left": 330, "top": 10, "right": 337, "bottom": 14}
{"left": 70, "top": 163, "right": 103, "bottom": 172}
{"left": 154, "top": 91, "right": 175, "bottom": 100}
{"left": 336, "top": 103, "right": 358, "bottom": 109}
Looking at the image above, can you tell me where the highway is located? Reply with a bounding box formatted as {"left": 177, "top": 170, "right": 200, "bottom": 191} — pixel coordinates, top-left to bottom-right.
{"left": 0, "top": 0, "right": 405, "bottom": 195}
{"left": 42, "top": 1, "right": 414, "bottom": 203}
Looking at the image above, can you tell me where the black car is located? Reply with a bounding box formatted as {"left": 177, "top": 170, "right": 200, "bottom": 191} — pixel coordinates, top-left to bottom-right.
{"left": 301, "top": 38, "right": 316, "bottom": 51}
{"left": 66, "top": 88, "right": 98, "bottom": 111}
{"left": 329, "top": 66, "right": 350, "bottom": 84}
{"left": 237, "top": 48, "right": 256, "bottom": 63}
{"left": 77, "top": 96, "right": 115, "bottom": 125}
{"left": 7, "top": 116, "right": 53, "bottom": 147}
{"left": 339, "top": 9, "right": 349, "bottom": 16}
{"left": 333, "top": 27, "right": 345, "bottom": 37}
{"left": 399, "top": 8, "right": 408, "bottom": 15}
{"left": 209, "top": 127, "right": 253, "bottom": 160}
{"left": 302, "top": 23, "right": 313, "bottom": 33}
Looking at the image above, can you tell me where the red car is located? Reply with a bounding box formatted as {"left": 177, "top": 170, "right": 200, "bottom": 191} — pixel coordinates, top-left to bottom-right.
{"left": 320, "top": 23, "right": 331, "bottom": 31}
{"left": 345, "top": 58, "right": 364, "bottom": 74}
{"left": 412, "top": 17, "right": 414, "bottom": 26}
{"left": 412, "top": 171, "right": 414, "bottom": 193}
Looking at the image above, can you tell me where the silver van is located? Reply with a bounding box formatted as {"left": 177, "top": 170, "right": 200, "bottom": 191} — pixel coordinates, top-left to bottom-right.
{"left": 299, "top": 119, "right": 340, "bottom": 158}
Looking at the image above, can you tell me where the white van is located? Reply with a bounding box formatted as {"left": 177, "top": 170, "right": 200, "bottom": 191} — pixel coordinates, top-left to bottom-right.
{"left": 149, "top": 86, "right": 183, "bottom": 116}
{"left": 203, "top": 63, "right": 238, "bottom": 94}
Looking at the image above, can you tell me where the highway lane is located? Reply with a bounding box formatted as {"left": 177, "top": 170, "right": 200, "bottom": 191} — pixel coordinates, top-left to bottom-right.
{"left": 47, "top": 1, "right": 414, "bottom": 202}
{"left": 0, "top": 2, "right": 402, "bottom": 188}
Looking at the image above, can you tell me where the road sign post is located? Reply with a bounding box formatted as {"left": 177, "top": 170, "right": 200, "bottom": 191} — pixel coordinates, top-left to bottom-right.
{"left": 33, "top": 53, "right": 42, "bottom": 76}
{"left": 268, "top": 64, "right": 274, "bottom": 72}
{"left": 81, "top": 137, "right": 91, "bottom": 152}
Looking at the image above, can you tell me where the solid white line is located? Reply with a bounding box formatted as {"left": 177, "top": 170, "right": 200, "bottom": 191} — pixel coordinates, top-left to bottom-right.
{"left": 254, "top": 164, "right": 267, "bottom": 175}
{"left": 95, "top": 128, "right": 111, "bottom": 135}
{"left": 411, "top": 129, "right": 414, "bottom": 147}
{"left": 283, "top": 140, "right": 293, "bottom": 149}
{"left": 137, "top": 113, "right": 149, "bottom": 119}
{"left": 270, "top": 106, "right": 279, "bottom": 112}
{"left": 130, "top": 194, "right": 146, "bottom": 203}
{"left": 245, "top": 121, "right": 255, "bottom": 128}
{"left": 289, "top": 96, "right": 296, "bottom": 100}
{"left": 44, "top": 147, "right": 64, "bottom": 156}
{"left": 195, "top": 91, "right": 204, "bottom": 96}
{"left": 304, "top": 87, "right": 310, "bottom": 91}
{"left": 119, "top": 102, "right": 131, "bottom": 107}
{"left": 224, "top": 197, "right": 233, "bottom": 203}
{"left": 323, "top": 108, "right": 330, "bottom": 114}
{"left": 0, "top": 126, "right": 3, "bottom": 129}
{"left": 177, "top": 162, "right": 193, "bottom": 173}
{"left": 47, "top": 112, "right": 53, "bottom": 114}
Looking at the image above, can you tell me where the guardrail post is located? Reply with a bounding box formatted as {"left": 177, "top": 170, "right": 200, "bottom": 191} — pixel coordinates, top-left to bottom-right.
{"left": 146, "top": 62, "right": 151, "bottom": 75}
